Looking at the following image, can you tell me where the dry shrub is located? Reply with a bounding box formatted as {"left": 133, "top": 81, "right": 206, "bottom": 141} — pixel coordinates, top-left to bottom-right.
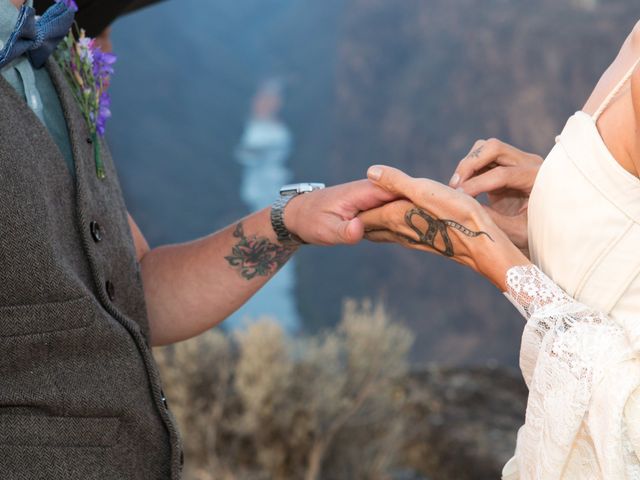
{"left": 154, "top": 300, "right": 413, "bottom": 480}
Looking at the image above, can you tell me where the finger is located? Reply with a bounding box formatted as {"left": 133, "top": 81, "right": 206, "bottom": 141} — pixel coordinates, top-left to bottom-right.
{"left": 308, "top": 215, "right": 363, "bottom": 246}
{"left": 460, "top": 165, "right": 536, "bottom": 197}
{"left": 358, "top": 199, "right": 415, "bottom": 232}
{"left": 363, "top": 229, "right": 396, "bottom": 244}
{"left": 358, "top": 205, "right": 388, "bottom": 231}
{"left": 340, "top": 179, "right": 399, "bottom": 213}
{"left": 449, "top": 139, "right": 484, "bottom": 185}
{"left": 452, "top": 138, "right": 514, "bottom": 187}
{"left": 328, "top": 217, "right": 363, "bottom": 245}
{"left": 367, "top": 165, "right": 430, "bottom": 206}
{"left": 344, "top": 217, "right": 365, "bottom": 244}
{"left": 483, "top": 206, "right": 528, "bottom": 249}
{"left": 450, "top": 139, "right": 488, "bottom": 187}
{"left": 364, "top": 229, "right": 420, "bottom": 247}
{"left": 458, "top": 166, "right": 510, "bottom": 197}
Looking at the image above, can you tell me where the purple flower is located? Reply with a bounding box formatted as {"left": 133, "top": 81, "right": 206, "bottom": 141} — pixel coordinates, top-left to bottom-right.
{"left": 55, "top": 0, "right": 78, "bottom": 12}
{"left": 92, "top": 48, "right": 116, "bottom": 81}
{"left": 55, "top": 25, "right": 115, "bottom": 178}
{"left": 96, "top": 91, "right": 112, "bottom": 136}
{"left": 77, "top": 36, "right": 93, "bottom": 63}
{"left": 91, "top": 48, "right": 116, "bottom": 137}
{"left": 56, "top": 31, "right": 116, "bottom": 135}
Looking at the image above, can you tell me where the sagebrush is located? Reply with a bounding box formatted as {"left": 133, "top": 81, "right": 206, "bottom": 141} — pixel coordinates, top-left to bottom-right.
{"left": 154, "top": 300, "right": 414, "bottom": 480}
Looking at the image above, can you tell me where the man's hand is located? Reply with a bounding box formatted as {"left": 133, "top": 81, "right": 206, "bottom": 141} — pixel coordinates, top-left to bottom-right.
{"left": 138, "top": 179, "right": 397, "bottom": 346}
{"left": 449, "top": 138, "right": 543, "bottom": 255}
{"left": 284, "top": 179, "right": 398, "bottom": 246}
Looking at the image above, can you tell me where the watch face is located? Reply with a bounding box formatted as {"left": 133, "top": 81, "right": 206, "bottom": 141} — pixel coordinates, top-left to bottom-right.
{"left": 279, "top": 185, "right": 299, "bottom": 196}
{"left": 305, "top": 182, "right": 326, "bottom": 191}
{"left": 280, "top": 183, "right": 326, "bottom": 195}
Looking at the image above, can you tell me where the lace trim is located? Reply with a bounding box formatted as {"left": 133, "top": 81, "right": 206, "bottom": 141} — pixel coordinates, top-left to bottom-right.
{"left": 503, "top": 264, "right": 635, "bottom": 478}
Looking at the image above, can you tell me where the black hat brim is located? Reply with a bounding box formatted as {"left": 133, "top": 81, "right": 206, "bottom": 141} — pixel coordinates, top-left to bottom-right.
{"left": 35, "top": 0, "right": 167, "bottom": 37}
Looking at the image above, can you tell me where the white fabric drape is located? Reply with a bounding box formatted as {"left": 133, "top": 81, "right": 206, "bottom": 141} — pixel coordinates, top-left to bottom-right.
{"left": 503, "top": 264, "right": 640, "bottom": 479}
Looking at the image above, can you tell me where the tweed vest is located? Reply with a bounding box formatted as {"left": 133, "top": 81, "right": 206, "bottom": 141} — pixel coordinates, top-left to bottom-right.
{"left": 0, "top": 59, "right": 182, "bottom": 479}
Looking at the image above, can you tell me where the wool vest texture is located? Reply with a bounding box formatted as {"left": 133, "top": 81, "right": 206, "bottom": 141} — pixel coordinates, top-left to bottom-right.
{"left": 0, "top": 59, "right": 182, "bottom": 479}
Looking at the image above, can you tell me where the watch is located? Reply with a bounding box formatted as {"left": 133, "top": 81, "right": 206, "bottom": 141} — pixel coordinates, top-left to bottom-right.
{"left": 271, "top": 182, "right": 326, "bottom": 246}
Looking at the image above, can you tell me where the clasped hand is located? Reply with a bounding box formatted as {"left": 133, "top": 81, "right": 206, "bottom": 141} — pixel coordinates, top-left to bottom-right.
{"left": 286, "top": 138, "right": 538, "bottom": 290}
{"left": 289, "top": 168, "right": 518, "bottom": 290}
{"left": 358, "top": 165, "right": 522, "bottom": 289}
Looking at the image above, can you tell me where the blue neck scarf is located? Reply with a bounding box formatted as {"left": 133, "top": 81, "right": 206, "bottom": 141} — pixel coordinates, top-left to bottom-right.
{"left": 0, "top": 1, "right": 74, "bottom": 70}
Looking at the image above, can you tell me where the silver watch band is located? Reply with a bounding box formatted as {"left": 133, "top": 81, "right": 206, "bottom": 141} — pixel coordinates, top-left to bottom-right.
{"left": 271, "top": 183, "right": 325, "bottom": 246}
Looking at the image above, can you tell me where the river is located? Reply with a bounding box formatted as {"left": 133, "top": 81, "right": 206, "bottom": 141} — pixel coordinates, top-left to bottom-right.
{"left": 224, "top": 80, "right": 300, "bottom": 333}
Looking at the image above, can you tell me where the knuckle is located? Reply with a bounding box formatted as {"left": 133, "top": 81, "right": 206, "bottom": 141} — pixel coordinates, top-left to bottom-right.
{"left": 467, "top": 139, "right": 484, "bottom": 153}
{"left": 471, "top": 139, "right": 485, "bottom": 150}
{"left": 384, "top": 205, "right": 403, "bottom": 227}
{"left": 495, "top": 166, "right": 509, "bottom": 182}
{"left": 490, "top": 167, "right": 511, "bottom": 190}
{"left": 485, "top": 137, "right": 502, "bottom": 152}
{"left": 314, "top": 226, "right": 330, "bottom": 244}
{"left": 529, "top": 153, "right": 544, "bottom": 166}
{"left": 381, "top": 207, "right": 395, "bottom": 227}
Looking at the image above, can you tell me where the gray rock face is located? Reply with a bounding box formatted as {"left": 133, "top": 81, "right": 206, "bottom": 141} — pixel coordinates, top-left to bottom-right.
{"left": 401, "top": 366, "right": 528, "bottom": 480}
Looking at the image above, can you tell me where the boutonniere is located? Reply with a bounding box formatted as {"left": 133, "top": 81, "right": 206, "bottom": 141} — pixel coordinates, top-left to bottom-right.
{"left": 53, "top": 0, "right": 116, "bottom": 179}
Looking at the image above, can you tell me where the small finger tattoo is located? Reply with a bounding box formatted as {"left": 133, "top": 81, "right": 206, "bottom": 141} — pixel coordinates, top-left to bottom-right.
{"left": 467, "top": 145, "right": 484, "bottom": 159}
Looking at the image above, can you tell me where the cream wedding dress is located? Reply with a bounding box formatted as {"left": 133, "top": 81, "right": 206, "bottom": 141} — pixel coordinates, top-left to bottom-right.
{"left": 501, "top": 58, "right": 640, "bottom": 479}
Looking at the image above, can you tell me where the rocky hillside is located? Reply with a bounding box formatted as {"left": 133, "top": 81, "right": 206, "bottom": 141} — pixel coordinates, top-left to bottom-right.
{"left": 402, "top": 366, "right": 527, "bottom": 479}
{"left": 286, "top": 0, "right": 640, "bottom": 365}
{"left": 155, "top": 317, "right": 528, "bottom": 480}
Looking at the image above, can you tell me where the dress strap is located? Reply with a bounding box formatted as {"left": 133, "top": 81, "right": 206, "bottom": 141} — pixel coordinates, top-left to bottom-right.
{"left": 593, "top": 57, "right": 640, "bottom": 121}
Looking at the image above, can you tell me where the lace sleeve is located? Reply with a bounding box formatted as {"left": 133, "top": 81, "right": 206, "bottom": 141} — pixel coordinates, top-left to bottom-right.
{"left": 504, "top": 264, "right": 636, "bottom": 477}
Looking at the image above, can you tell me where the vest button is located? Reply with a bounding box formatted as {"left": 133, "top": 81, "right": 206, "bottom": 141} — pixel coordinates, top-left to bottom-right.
{"left": 179, "top": 450, "right": 184, "bottom": 467}
{"left": 86, "top": 136, "right": 93, "bottom": 144}
{"left": 90, "top": 221, "right": 103, "bottom": 242}
{"left": 105, "top": 280, "right": 115, "bottom": 301}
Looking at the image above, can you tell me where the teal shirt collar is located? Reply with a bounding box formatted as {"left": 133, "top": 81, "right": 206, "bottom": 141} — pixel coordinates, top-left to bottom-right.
{"left": 0, "top": 0, "right": 34, "bottom": 50}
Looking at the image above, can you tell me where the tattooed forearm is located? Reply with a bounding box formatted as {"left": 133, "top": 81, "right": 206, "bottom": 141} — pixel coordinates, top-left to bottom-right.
{"left": 404, "top": 208, "right": 493, "bottom": 257}
{"left": 225, "top": 223, "right": 296, "bottom": 280}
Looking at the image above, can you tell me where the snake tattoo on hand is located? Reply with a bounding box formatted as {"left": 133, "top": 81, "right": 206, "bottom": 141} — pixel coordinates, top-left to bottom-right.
{"left": 401, "top": 208, "right": 493, "bottom": 257}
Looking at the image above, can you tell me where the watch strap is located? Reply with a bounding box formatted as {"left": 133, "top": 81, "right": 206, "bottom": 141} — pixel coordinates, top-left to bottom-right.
{"left": 271, "top": 193, "right": 306, "bottom": 247}
{"left": 271, "top": 182, "right": 326, "bottom": 247}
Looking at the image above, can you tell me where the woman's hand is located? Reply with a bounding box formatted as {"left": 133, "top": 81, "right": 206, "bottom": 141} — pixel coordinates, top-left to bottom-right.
{"left": 360, "top": 165, "right": 530, "bottom": 291}
{"left": 449, "top": 138, "right": 542, "bottom": 255}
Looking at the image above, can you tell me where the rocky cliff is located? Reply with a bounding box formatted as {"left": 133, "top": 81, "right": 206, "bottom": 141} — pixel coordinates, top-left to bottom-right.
{"left": 286, "top": 0, "right": 639, "bottom": 365}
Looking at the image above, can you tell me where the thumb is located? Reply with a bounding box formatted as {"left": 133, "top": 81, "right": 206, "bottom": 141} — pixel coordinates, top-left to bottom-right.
{"left": 334, "top": 217, "right": 364, "bottom": 245}
{"left": 367, "top": 165, "right": 422, "bottom": 204}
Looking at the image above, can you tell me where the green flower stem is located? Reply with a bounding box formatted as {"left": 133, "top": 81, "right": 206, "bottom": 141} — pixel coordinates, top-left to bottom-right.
{"left": 93, "top": 131, "right": 106, "bottom": 179}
